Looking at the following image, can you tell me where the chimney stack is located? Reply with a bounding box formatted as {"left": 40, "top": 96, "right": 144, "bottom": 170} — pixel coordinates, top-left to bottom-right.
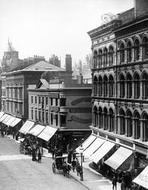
{"left": 134, "top": 0, "right": 148, "bottom": 17}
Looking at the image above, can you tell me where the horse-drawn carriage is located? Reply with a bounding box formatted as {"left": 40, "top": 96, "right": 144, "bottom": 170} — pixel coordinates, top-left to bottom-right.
{"left": 52, "top": 155, "right": 71, "bottom": 177}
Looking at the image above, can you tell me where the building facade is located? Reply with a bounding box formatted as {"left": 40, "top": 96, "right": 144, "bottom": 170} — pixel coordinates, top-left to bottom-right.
{"left": 88, "top": 0, "right": 148, "bottom": 171}
{"left": 28, "top": 78, "right": 92, "bottom": 151}
{"left": 1, "top": 61, "right": 66, "bottom": 120}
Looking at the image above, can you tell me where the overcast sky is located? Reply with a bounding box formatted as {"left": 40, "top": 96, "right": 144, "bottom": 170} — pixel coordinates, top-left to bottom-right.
{"left": 0, "top": 0, "right": 134, "bottom": 66}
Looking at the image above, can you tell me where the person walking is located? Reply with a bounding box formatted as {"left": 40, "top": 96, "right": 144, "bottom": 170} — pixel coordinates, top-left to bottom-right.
{"left": 32, "top": 143, "right": 37, "bottom": 161}
{"left": 37, "top": 145, "right": 43, "bottom": 163}
{"left": 112, "top": 175, "right": 117, "bottom": 190}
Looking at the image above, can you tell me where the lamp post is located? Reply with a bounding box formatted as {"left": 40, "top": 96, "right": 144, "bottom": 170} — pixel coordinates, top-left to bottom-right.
{"left": 79, "top": 144, "right": 84, "bottom": 181}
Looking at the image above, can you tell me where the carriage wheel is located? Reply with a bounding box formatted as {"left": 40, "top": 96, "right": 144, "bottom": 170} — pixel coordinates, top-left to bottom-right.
{"left": 52, "top": 162, "right": 56, "bottom": 174}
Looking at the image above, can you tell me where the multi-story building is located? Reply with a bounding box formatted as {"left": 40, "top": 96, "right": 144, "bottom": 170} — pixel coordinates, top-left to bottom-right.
{"left": 28, "top": 77, "right": 92, "bottom": 151}
{"left": 88, "top": 0, "right": 148, "bottom": 174}
{"left": 1, "top": 61, "right": 66, "bottom": 120}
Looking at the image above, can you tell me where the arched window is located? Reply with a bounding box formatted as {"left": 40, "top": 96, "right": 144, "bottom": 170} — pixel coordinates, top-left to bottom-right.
{"left": 134, "top": 111, "right": 140, "bottom": 139}
{"left": 98, "top": 76, "right": 103, "bottom": 97}
{"left": 127, "top": 41, "right": 132, "bottom": 62}
{"left": 103, "top": 48, "right": 108, "bottom": 67}
{"left": 98, "top": 49, "right": 103, "bottom": 68}
{"left": 109, "top": 109, "right": 114, "bottom": 132}
{"left": 119, "top": 43, "right": 125, "bottom": 63}
{"left": 109, "top": 46, "right": 114, "bottom": 66}
{"left": 134, "top": 39, "right": 140, "bottom": 61}
{"left": 99, "top": 107, "right": 103, "bottom": 128}
{"left": 104, "top": 107, "right": 108, "bottom": 130}
{"left": 93, "top": 51, "right": 97, "bottom": 68}
{"left": 109, "top": 75, "right": 114, "bottom": 97}
{"left": 103, "top": 75, "right": 108, "bottom": 97}
{"left": 119, "top": 109, "right": 125, "bottom": 135}
{"left": 127, "top": 73, "right": 132, "bottom": 98}
{"left": 126, "top": 110, "right": 133, "bottom": 137}
{"left": 120, "top": 74, "right": 125, "bottom": 98}
{"left": 142, "top": 72, "right": 148, "bottom": 99}
{"left": 134, "top": 73, "right": 140, "bottom": 99}
{"left": 93, "top": 106, "right": 98, "bottom": 127}
{"left": 142, "top": 112, "right": 148, "bottom": 141}
{"left": 142, "top": 36, "right": 148, "bottom": 60}
{"left": 93, "top": 76, "right": 98, "bottom": 96}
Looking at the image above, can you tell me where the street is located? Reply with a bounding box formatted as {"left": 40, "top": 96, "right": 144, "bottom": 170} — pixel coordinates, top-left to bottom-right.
{"left": 0, "top": 136, "right": 87, "bottom": 190}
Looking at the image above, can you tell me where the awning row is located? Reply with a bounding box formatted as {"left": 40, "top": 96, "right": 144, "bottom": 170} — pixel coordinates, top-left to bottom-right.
{"left": 0, "top": 112, "right": 21, "bottom": 127}
{"left": 19, "top": 120, "right": 57, "bottom": 142}
{"left": 76, "top": 134, "right": 133, "bottom": 170}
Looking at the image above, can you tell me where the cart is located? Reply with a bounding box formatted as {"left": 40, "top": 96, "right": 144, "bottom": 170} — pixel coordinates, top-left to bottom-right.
{"left": 52, "top": 155, "right": 71, "bottom": 176}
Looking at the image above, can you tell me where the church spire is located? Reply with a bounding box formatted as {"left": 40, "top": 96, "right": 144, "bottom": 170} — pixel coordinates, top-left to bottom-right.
{"left": 8, "top": 38, "right": 15, "bottom": 52}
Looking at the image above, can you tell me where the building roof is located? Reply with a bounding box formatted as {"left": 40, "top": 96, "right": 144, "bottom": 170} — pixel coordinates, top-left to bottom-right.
{"left": 4, "top": 60, "right": 65, "bottom": 76}
{"left": 22, "top": 61, "right": 65, "bottom": 72}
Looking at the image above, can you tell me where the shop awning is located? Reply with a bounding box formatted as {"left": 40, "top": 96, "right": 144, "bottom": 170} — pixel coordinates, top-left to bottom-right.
{"left": 0, "top": 114, "right": 8, "bottom": 122}
{"left": 10, "top": 118, "right": 21, "bottom": 127}
{"left": 5, "top": 116, "right": 16, "bottom": 126}
{"left": 28, "top": 124, "right": 45, "bottom": 136}
{"left": 19, "top": 120, "right": 35, "bottom": 134}
{"left": 104, "top": 147, "right": 133, "bottom": 170}
{"left": 83, "top": 137, "right": 105, "bottom": 158}
{"left": 76, "top": 134, "right": 96, "bottom": 153}
{"left": 0, "top": 112, "right": 4, "bottom": 119}
{"left": 2, "top": 114, "right": 12, "bottom": 125}
{"left": 133, "top": 166, "right": 148, "bottom": 189}
{"left": 90, "top": 141, "right": 115, "bottom": 164}
{"left": 38, "top": 125, "right": 57, "bottom": 141}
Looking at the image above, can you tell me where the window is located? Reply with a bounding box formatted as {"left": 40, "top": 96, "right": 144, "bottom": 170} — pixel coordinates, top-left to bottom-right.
{"left": 104, "top": 76, "right": 108, "bottom": 97}
{"left": 93, "top": 51, "right": 97, "bottom": 69}
{"left": 127, "top": 74, "right": 132, "bottom": 98}
{"left": 93, "top": 76, "right": 98, "bottom": 96}
{"left": 51, "top": 113, "right": 53, "bottom": 125}
{"left": 55, "top": 114, "right": 58, "bottom": 126}
{"left": 142, "top": 72, "right": 148, "bottom": 99}
{"left": 134, "top": 112, "right": 140, "bottom": 139}
{"left": 35, "top": 96, "right": 37, "bottom": 104}
{"left": 103, "top": 48, "right": 108, "bottom": 67}
{"left": 119, "top": 109, "right": 125, "bottom": 135}
{"left": 51, "top": 98, "right": 53, "bottom": 106}
{"left": 134, "top": 39, "right": 140, "bottom": 61}
{"left": 35, "top": 109, "right": 37, "bottom": 121}
{"left": 60, "top": 115, "right": 66, "bottom": 127}
{"left": 31, "top": 108, "right": 33, "bottom": 120}
{"left": 98, "top": 49, "right": 103, "bottom": 68}
{"left": 55, "top": 98, "right": 58, "bottom": 106}
{"left": 39, "top": 96, "right": 41, "bottom": 104}
{"left": 46, "top": 111, "right": 48, "bottom": 124}
{"left": 126, "top": 110, "right": 132, "bottom": 137}
{"left": 31, "top": 96, "right": 33, "bottom": 104}
{"left": 42, "top": 97, "right": 44, "bottom": 108}
{"left": 45, "top": 97, "right": 48, "bottom": 105}
{"left": 119, "top": 43, "right": 125, "bottom": 63}
{"left": 60, "top": 98, "right": 66, "bottom": 106}
{"left": 109, "top": 46, "right": 114, "bottom": 66}
{"left": 98, "top": 76, "right": 103, "bottom": 97}
{"left": 134, "top": 73, "right": 140, "bottom": 99}
{"left": 109, "top": 75, "right": 114, "bottom": 97}
{"left": 127, "top": 41, "right": 132, "bottom": 62}
{"left": 120, "top": 74, "right": 125, "bottom": 98}
{"left": 142, "top": 36, "right": 148, "bottom": 59}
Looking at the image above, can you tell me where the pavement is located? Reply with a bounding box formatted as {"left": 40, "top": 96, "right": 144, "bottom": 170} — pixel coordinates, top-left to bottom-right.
{"left": 10, "top": 135, "right": 122, "bottom": 190}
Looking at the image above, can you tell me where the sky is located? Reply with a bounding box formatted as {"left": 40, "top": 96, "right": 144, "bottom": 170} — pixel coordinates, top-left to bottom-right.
{"left": 0, "top": 0, "right": 134, "bottom": 66}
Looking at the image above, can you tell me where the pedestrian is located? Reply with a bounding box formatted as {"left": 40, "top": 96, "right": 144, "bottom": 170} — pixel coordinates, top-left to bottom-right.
{"left": 37, "top": 145, "right": 43, "bottom": 163}
{"left": 32, "top": 143, "right": 37, "bottom": 161}
{"left": 112, "top": 175, "right": 117, "bottom": 190}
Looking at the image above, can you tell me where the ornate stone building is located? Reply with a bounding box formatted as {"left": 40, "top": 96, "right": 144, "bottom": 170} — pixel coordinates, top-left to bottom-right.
{"left": 88, "top": 0, "right": 148, "bottom": 171}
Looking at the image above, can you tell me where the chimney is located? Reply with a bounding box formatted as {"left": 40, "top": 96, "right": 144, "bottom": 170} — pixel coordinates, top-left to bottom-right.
{"left": 65, "top": 54, "right": 72, "bottom": 72}
{"left": 134, "top": 0, "right": 148, "bottom": 17}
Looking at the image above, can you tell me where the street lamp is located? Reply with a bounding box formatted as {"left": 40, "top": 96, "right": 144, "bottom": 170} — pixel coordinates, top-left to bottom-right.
{"left": 79, "top": 144, "right": 84, "bottom": 181}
